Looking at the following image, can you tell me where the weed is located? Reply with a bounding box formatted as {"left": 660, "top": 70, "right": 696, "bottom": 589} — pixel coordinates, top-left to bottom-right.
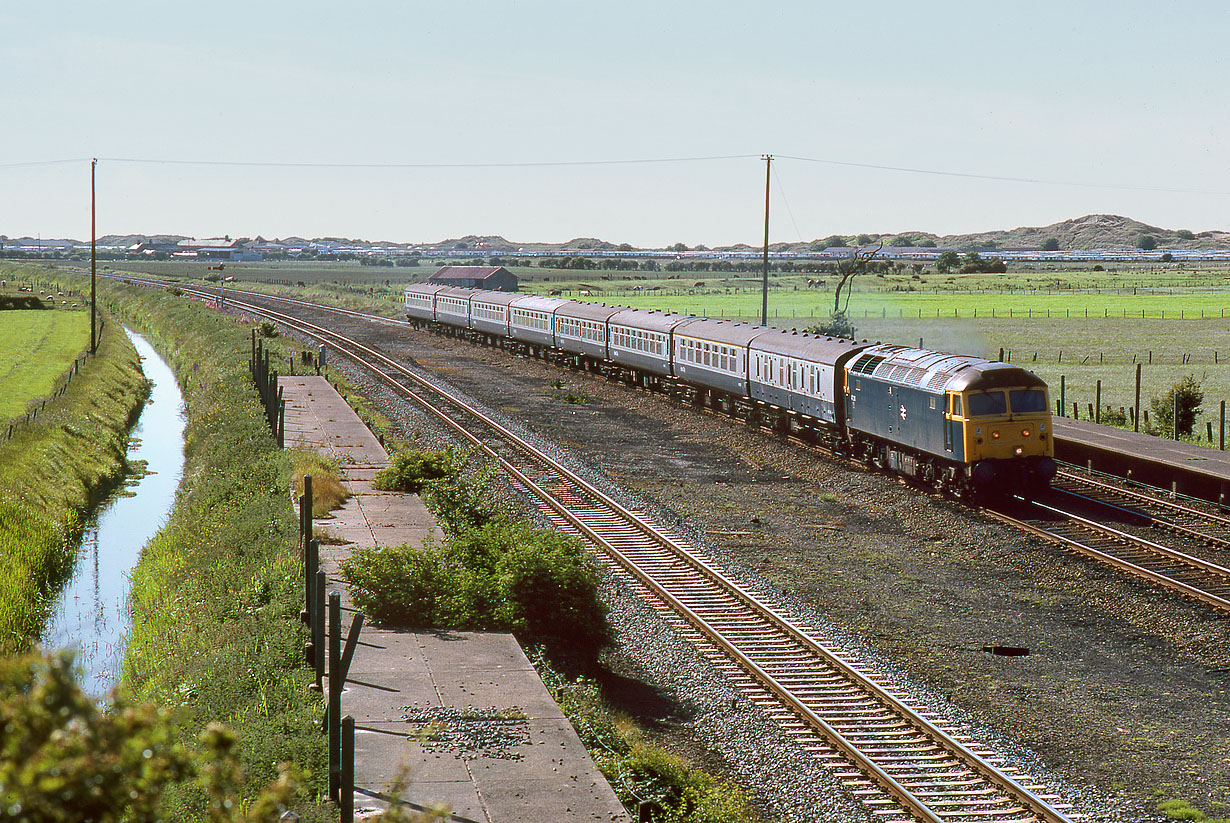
{"left": 291, "top": 449, "right": 350, "bottom": 512}
{"left": 531, "top": 651, "right": 759, "bottom": 823}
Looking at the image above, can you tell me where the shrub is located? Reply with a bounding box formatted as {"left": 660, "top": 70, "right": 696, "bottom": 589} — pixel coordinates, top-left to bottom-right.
{"left": 532, "top": 653, "right": 758, "bottom": 823}
{"left": 804, "top": 311, "right": 856, "bottom": 339}
{"left": 341, "top": 521, "right": 610, "bottom": 667}
{"left": 0, "top": 650, "right": 300, "bottom": 823}
{"left": 257, "top": 320, "right": 278, "bottom": 338}
{"left": 342, "top": 542, "right": 450, "bottom": 626}
{"left": 424, "top": 454, "right": 506, "bottom": 536}
{"left": 373, "top": 447, "right": 454, "bottom": 493}
{"left": 1149, "top": 375, "right": 1203, "bottom": 437}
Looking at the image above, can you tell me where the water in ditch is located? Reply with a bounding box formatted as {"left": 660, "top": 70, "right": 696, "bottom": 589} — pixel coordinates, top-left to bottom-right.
{"left": 44, "top": 329, "right": 186, "bottom": 697}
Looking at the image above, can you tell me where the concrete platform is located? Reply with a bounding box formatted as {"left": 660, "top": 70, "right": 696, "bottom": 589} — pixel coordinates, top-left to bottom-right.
{"left": 279, "top": 376, "right": 629, "bottom": 822}
{"left": 1054, "top": 416, "right": 1230, "bottom": 503}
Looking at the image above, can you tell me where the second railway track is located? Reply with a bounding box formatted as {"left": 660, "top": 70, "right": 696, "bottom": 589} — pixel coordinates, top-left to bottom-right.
{"left": 217, "top": 291, "right": 1080, "bottom": 823}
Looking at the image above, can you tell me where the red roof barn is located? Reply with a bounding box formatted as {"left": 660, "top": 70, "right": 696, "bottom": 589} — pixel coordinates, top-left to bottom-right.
{"left": 426, "top": 265, "right": 518, "bottom": 292}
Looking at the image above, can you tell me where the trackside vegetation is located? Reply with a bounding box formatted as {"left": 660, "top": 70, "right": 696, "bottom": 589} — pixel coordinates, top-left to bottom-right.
{"left": 533, "top": 653, "right": 759, "bottom": 823}
{"left": 346, "top": 446, "right": 760, "bottom": 821}
{"left": 0, "top": 312, "right": 147, "bottom": 655}
{"left": 346, "top": 447, "right": 610, "bottom": 671}
{"left": 51, "top": 278, "right": 331, "bottom": 821}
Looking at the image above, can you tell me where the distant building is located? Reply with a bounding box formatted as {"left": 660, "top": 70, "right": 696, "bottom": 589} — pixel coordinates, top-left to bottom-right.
{"left": 175, "top": 238, "right": 263, "bottom": 262}
{"left": 427, "top": 265, "right": 518, "bottom": 292}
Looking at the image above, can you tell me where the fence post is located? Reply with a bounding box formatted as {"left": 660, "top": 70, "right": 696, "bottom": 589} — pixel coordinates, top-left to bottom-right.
{"left": 314, "top": 569, "right": 326, "bottom": 690}
{"left": 1095, "top": 381, "right": 1101, "bottom": 424}
{"left": 1059, "top": 376, "right": 1066, "bottom": 417}
{"left": 1134, "top": 363, "right": 1142, "bottom": 432}
{"left": 1221, "top": 401, "right": 1225, "bottom": 450}
{"left": 1173, "top": 394, "right": 1179, "bottom": 440}
{"left": 342, "top": 716, "right": 355, "bottom": 823}
{"left": 329, "top": 591, "right": 342, "bottom": 802}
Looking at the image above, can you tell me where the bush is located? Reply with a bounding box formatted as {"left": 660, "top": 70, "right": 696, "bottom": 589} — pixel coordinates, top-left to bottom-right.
{"left": 0, "top": 650, "right": 300, "bottom": 823}
{"left": 373, "top": 447, "right": 454, "bottom": 493}
{"left": 804, "top": 311, "right": 856, "bottom": 339}
{"left": 423, "top": 453, "right": 506, "bottom": 536}
{"left": 1149, "top": 375, "right": 1203, "bottom": 437}
{"left": 257, "top": 320, "right": 278, "bottom": 338}
{"left": 341, "top": 521, "right": 610, "bottom": 668}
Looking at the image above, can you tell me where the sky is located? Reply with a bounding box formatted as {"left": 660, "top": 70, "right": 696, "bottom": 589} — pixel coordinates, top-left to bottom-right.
{"left": 2, "top": 1, "right": 1227, "bottom": 247}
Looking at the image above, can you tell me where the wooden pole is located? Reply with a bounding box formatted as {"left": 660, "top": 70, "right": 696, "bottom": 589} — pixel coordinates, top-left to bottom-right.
{"left": 1095, "top": 380, "right": 1101, "bottom": 424}
{"left": 90, "top": 158, "right": 97, "bottom": 354}
{"left": 761, "top": 154, "right": 771, "bottom": 327}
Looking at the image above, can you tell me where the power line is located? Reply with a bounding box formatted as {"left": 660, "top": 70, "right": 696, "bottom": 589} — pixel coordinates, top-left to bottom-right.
{"left": 94, "top": 154, "right": 760, "bottom": 169}
{"left": 775, "top": 153, "right": 1230, "bottom": 197}
{"left": 0, "top": 158, "right": 91, "bottom": 169}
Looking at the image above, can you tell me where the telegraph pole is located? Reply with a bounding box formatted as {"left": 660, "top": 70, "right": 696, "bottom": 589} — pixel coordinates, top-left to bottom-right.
{"left": 761, "top": 154, "right": 772, "bottom": 327}
{"left": 91, "top": 158, "right": 97, "bottom": 354}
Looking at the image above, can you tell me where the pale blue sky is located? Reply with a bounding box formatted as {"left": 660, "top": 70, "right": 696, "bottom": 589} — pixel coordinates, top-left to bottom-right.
{"left": 2, "top": 1, "right": 1227, "bottom": 246}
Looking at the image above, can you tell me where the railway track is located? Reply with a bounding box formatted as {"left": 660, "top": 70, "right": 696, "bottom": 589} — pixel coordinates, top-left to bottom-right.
{"left": 984, "top": 488, "right": 1230, "bottom": 615}
{"left": 109, "top": 275, "right": 1230, "bottom": 623}
{"left": 211, "top": 291, "right": 1079, "bottom": 823}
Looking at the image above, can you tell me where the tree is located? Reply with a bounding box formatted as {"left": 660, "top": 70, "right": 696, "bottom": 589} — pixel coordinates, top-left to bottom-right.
{"left": 1176, "top": 229, "right": 1195, "bottom": 240}
{"left": 855, "top": 234, "right": 873, "bottom": 245}
{"left": 1161, "top": 252, "right": 1174, "bottom": 263}
{"left": 1136, "top": 234, "right": 1157, "bottom": 250}
{"left": 670, "top": 242, "right": 688, "bottom": 252}
{"left": 1149, "top": 375, "right": 1203, "bottom": 438}
{"left": 935, "top": 250, "right": 961, "bottom": 273}
{"left": 824, "top": 235, "right": 848, "bottom": 248}
{"left": 830, "top": 242, "right": 882, "bottom": 319}
{"left": 888, "top": 235, "right": 915, "bottom": 247}
{"left": 1041, "top": 237, "right": 1060, "bottom": 251}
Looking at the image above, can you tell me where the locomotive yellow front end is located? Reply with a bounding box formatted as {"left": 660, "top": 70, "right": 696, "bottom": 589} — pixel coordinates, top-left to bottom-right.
{"left": 951, "top": 366, "right": 1056, "bottom": 491}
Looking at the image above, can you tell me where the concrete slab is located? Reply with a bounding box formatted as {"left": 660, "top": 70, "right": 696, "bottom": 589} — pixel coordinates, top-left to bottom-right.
{"left": 279, "top": 376, "right": 630, "bottom": 823}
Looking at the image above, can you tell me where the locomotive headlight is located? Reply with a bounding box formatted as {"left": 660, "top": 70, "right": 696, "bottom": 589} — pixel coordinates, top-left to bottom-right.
{"left": 991, "top": 431, "right": 1000, "bottom": 439}
{"left": 1015, "top": 446, "right": 1024, "bottom": 455}
{"left": 1021, "top": 428, "right": 1031, "bottom": 437}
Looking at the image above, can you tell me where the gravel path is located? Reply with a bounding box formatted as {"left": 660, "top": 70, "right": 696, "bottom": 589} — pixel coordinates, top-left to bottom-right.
{"left": 285, "top": 308, "right": 1230, "bottom": 823}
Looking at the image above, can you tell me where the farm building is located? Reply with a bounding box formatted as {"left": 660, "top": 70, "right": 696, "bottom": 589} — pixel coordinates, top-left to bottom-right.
{"left": 427, "top": 265, "right": 518, "bottom": 292}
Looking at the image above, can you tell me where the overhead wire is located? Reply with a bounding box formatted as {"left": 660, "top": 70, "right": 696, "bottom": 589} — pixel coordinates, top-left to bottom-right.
{"left": 774, "top": 153, "right": 1230, "bottom": 197}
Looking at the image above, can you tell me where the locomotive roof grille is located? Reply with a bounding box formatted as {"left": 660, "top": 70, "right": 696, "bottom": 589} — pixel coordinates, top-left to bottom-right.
{"left": 851, "top": 354, "right": 884, "bottom": 374}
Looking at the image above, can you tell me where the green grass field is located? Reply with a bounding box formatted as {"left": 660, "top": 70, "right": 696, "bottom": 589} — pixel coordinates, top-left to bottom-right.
{"left": 0, "top": 310, "right": 90, "bottom": 419}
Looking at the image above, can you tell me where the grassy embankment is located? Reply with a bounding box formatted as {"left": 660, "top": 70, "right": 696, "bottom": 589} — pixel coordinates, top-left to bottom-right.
{"left": 66, "top": 276, "right": 331, "bottom": 820}
{"left": 0, "top": 305, "right": 147, "bottom": 655}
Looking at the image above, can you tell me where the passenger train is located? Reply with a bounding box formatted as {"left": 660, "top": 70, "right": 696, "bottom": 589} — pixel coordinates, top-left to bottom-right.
{"left": 405, "top": 284, "right": 1056, "bottom": 495}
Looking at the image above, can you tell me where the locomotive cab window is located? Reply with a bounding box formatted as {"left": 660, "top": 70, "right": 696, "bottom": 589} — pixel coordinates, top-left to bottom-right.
{"left": 949, "top": 394, "right": 962, "bottom": 416}
{"left": 967, "top": 390, "right": 1008, "bottom": 416}
{"left": 1009, "top": 388, "right": 1048, "bottom": 413}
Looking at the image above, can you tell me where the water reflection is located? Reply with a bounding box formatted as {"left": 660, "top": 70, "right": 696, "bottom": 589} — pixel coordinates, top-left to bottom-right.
{"left": 44, "top": 330, "right": 186, "bottom": 696}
